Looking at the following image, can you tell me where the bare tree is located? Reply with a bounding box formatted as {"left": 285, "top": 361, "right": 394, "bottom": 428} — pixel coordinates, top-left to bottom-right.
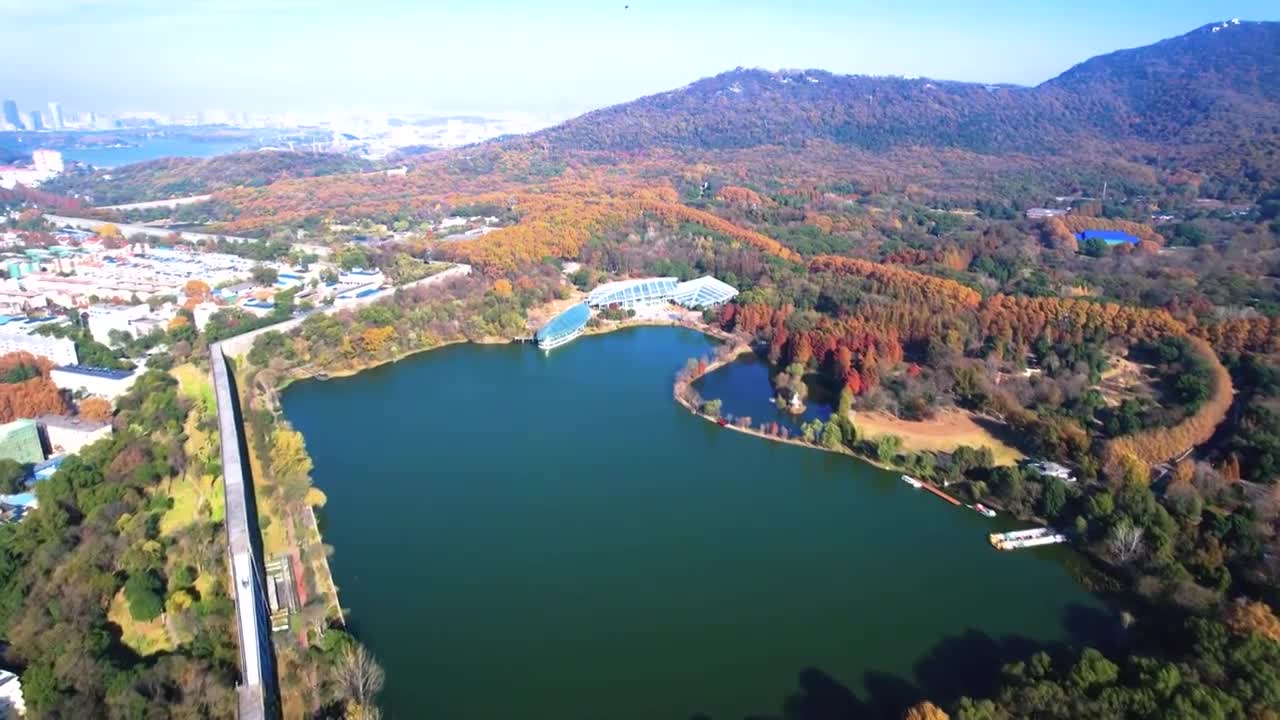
{"left": 337, "top": 642, "right": 385, "bottom": 720}
{"left": 1106, "top": 523, "right": 1146, "bottom": 565}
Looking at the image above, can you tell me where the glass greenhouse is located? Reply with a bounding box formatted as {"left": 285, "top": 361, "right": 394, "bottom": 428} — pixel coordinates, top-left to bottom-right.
{"left": 536, "top": 303, "right": 591, "bottom": 350}
{"left": 671, "top": 276, "right": 739, "bottom": 309}
{"left": 585, "top": 277, "right": 678, "bottom": 309}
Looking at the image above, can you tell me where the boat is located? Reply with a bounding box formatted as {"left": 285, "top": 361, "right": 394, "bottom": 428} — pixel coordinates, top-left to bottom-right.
{"left": 974, "top": 503, "right": 997, "bottom": 518}
{"left": 901, "top": 474, "right": 924, "bottom": 488}
{"left": 989, "top": 527, "right": 1068, "bottom": 550}
{"left": 717, "top": 418, "right": 729, "bottom": 426}
{"left": 315, "top": 372, "right": 331, "bottom": 381}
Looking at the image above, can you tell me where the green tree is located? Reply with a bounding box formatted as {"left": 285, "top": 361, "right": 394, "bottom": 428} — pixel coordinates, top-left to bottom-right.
{"left": 251, "top": 265, "right": 279, "bottom": 286}
{"left": 820, "top": 421, "right": 843, "bottom": 450}
{"left": 1039, "top": 477, "right": 1068, "bottom": 519}
{"left": 701, "top": 399, "right": 722, "bottom": 417}
{"left": 124, "top": 571, "right": 164, "bottom": 622}
{"left": 872, "top": 434, "right": 901, "bottom": 463}
{"left": 837, "top": 386, "right": 853, "bottom": 417}
{"left": 0, "top": 459, "right": 25, "bottom": 494}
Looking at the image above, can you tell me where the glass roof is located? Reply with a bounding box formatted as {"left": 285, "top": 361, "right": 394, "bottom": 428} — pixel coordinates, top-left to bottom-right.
{"left": 535, "top": 303, "right": 590, "bottom": 342}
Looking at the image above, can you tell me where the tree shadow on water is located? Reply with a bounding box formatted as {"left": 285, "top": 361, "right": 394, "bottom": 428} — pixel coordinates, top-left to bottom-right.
{"left": 689, "top": 603, "right": 1116, "bottom": 720}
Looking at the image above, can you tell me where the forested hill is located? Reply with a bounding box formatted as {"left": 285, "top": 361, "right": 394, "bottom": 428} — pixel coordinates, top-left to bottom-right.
{"left": 43, "top": 150, "right": 376, "bottom": 206}
{"left": 530, "top": 20, "right": 1280, "bottom": 161}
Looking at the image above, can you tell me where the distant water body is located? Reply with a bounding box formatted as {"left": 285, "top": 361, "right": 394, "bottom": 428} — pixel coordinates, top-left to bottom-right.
{"left": 59, "top": 137, "right": 248, "bottom": 168}
{"left": 281, "top": 327, "right": 1107, "bottom": 719}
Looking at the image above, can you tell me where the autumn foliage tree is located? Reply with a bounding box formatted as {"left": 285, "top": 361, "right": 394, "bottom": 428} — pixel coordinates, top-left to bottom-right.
{"left": 77, "top": 396, "right": 114, "bottom": 422}
{"left": 0, "top": 352, "right": 67, "bottom": 422}
{"left": 1103, "top": 336, "right": 1233, "bottom": 468}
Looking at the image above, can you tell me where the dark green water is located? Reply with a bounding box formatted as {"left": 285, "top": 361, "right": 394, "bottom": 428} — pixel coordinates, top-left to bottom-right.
{"left": 281, "top": 327, "right": 1106, "bottom": 719}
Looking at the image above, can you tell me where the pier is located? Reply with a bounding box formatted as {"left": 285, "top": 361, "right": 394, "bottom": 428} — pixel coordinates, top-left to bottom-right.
{"left": 920, "top": 481, "right": 962, "bottom": 506}
{"left": 989, "top": 527, "right": 1068, "bottom": 550}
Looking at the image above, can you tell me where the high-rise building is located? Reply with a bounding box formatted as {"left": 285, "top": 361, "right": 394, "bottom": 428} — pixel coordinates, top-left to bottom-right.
{"left": 26, "top": 111, "right": 42, "bottom": 131}
{"left": 1, "top": 100, "right": 21, "bottom": 130}
{"left": 47, "top": 102, "right": 63, "bottom": 130}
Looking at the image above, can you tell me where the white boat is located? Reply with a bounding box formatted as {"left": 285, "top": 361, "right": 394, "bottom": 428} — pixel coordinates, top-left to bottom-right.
{"left": 974, "top": 503, "right": 997, "bottom": 518}
{"left": 901, "top": 474, "right": 923, "bottom": 488}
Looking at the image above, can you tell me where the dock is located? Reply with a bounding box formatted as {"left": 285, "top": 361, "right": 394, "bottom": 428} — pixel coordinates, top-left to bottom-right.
{"left": 919, "top": 481, "right": 962, "bottom": 506}
{"left": 989, "top": 527, "right": 1068, "bottom": 550}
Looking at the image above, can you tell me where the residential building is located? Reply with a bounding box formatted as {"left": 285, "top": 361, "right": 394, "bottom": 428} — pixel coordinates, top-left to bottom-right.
{"left": 26, "top": 111, "right": 42, "bottom": 132}
{"left": 50, "top": 365, "right": 138, "bottom": 399}
{"left": 85, "top": 303, "right": 160, "bottom": 343}
{"left": 48, "top": 102, "right": 64, "bottom": 130}
{"left": 1, "top": 100, "right": 19, "bottom": 130}
{"left": 0, "top": 324, "right": 77, "bottom": 365}
{"left": 0, "top": 419, "right": 45, "bottom": 465}
{"left": 0, "top": 285, "right": 48, "bottom": 313}
{"left": 37, "top": 414, "right": 113, "bottom": 455}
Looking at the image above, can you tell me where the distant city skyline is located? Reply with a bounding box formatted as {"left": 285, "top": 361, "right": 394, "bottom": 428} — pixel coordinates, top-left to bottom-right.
{"left": 1, "top": 0, "right": 1278, "bottom": 116}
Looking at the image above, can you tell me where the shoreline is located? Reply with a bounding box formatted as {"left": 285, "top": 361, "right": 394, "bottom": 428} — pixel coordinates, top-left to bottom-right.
{"left": 672, "top": 350, "right": 904, "bottom": 474}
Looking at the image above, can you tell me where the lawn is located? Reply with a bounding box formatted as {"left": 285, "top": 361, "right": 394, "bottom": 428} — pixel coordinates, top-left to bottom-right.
{"left": 171, "top": 362, "right": 215, "bottom": 416}
{"left": 852, "top": 409, "right": 1024, "bottom": 466}
{"left": 159, "top": 474, "right": 224, "bottom": 535}
{"left": 107, "top": 590, "right": 174, "bottom": 656}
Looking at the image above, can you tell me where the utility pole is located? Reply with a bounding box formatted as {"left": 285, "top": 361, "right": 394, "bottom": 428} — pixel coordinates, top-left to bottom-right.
{"left": 1102, "top": 180, "right": 1108, "bottom": 202}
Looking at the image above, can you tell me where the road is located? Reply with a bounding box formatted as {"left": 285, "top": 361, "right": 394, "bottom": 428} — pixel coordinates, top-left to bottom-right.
{"left": 96, "top": 194, "right": 213, "bottom": 211}
{"left": 43, "top": 213, "right": 258, "bottom": 244}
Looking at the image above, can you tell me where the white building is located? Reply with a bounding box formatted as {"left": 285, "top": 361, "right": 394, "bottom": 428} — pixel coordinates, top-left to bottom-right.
{"left": 50, "top": 365, "right": 138, "bottom": 399}
{"left": 38, "top": 414, "right": 113, "bottom": 455}
{"left": 84, "top": 303, "right": 173, "bottom": 344}
{"left": 0, "top": 325, "right": 77, "bottom": 365}
{"left": 1029, "top": 460, "right": 1077, "bottom": 483}
{"left": 0, "top": 669, "right": 25, "bottom": 718}
{"left": 31, "top": 149, "right": 63, "bottom": 175}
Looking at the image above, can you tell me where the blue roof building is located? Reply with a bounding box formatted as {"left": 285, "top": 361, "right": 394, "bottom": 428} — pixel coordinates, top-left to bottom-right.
{"left": 1076, "top": 229, "right": 1140, "bottom": 246}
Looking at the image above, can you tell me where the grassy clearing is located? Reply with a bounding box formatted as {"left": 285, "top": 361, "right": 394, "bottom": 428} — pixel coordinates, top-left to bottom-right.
{"left": 852, "top": 409, "right": 1024, "bottom": 466}
{"left": 171, "top": 363, "right": 215, "bottom": 415}
{"left": 158, "top": 363, "right": 225, "bottom": 536}
{"left": 160, "top": 474, "right": 224, "bottom": 535}
{"left": 107, "top": 590, "right": 174, "bottom": 656}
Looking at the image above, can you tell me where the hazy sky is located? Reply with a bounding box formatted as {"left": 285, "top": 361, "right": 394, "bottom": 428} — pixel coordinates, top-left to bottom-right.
{"left": 1, "top": 0, "right": 1277, "bottom": 117}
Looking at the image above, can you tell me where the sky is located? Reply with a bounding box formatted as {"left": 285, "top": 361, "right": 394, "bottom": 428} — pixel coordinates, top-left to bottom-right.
{"left": 1, "top": 0, "right": 1277, "bottom": 118}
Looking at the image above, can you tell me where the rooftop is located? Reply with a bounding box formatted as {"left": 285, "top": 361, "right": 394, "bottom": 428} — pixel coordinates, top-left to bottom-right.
{"left": 53, "top": 365, "right": 135, "bottom": 380}
{"left": 1075, "top": 229, "right": 1139, "bottom": 245}
{"left": 671, "top": 275, "right": 739, "bottom": 308}
{"left": 35, "top": 414, "right": 112, "bottom": 432}
{"left": 536, "top": 303, "right": 591, "bottom": 343}
{"left": 586, "top": 277, "right": 678, "bottom": 307}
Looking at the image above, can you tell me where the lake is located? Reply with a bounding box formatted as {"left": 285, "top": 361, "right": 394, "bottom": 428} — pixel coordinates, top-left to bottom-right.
{"left": 281, "top": 327, "right": 1106, "bottom": 719}
{"left": 59, "top": 136, "right": 249, "bottom": 167}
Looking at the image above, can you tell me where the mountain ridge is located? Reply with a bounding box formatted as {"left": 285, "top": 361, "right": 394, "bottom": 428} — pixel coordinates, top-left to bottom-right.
{"left": 520, "top": 20, "right": 1280, "bottom": 172}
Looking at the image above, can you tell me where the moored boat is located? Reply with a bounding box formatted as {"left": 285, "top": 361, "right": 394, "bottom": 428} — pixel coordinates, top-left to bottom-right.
{"left": 901, "top": 474, "right": 923, "bottom": 488}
